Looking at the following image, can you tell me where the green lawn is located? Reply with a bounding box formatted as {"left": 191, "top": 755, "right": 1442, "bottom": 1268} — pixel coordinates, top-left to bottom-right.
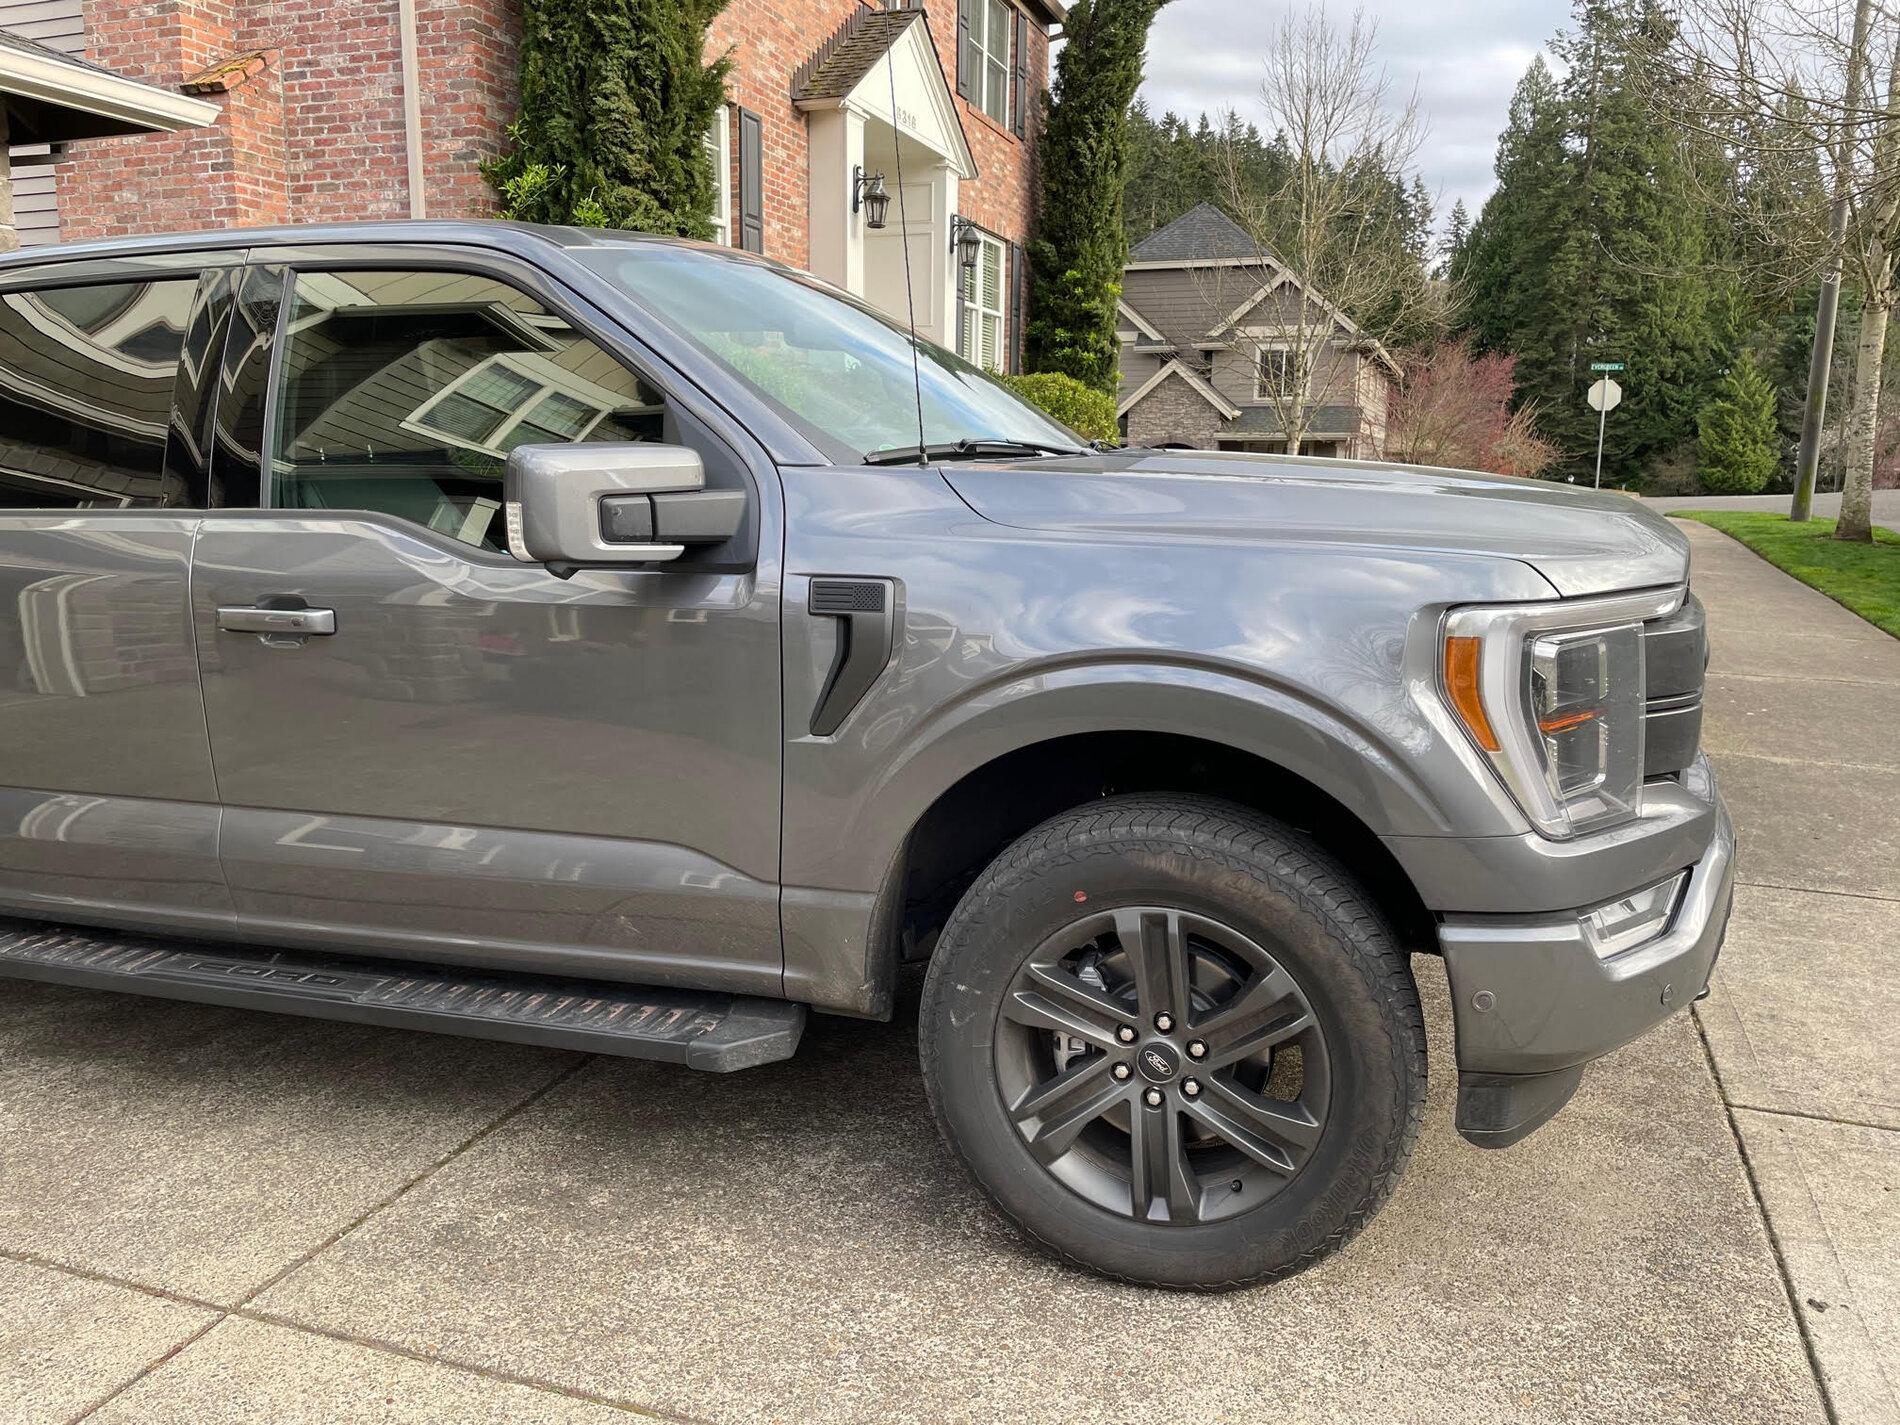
{"left": 1674, "top": 511, "right": 1900, "bottom": 638}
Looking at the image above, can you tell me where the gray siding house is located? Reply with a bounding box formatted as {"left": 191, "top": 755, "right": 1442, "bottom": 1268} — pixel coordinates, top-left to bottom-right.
{"left": 1116, "top": 203, "right": 1398, "bottom": 458}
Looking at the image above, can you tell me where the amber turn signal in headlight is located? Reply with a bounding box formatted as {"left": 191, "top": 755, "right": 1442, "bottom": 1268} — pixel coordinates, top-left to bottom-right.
{"left": 1440, "top": 590, "right": 1672, "bottom": 839}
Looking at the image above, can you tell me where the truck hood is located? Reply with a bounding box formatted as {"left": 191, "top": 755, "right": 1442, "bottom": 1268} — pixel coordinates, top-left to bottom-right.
{"left": 940, "top": 450, "right": 1688, "bottom": 598}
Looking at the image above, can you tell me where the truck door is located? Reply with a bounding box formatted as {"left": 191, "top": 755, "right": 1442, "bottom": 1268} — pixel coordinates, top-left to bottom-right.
{"left": 189, "top": 251, "right": 784, "bottom": 992}
{"left": 0, "top": 255, "right": 239, "bottom": 931}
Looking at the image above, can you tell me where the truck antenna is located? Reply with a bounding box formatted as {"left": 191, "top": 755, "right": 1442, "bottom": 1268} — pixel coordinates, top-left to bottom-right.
{"left": 884, "top": 49, "right": 928, "bottom": 462}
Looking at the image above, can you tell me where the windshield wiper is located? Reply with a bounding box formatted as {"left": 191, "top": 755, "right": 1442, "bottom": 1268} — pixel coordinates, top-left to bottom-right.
{"left": 862, "top": 438, "right": 1089, "bottom": 466}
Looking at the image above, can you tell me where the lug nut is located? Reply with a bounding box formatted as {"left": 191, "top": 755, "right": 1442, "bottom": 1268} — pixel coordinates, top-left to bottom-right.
{"left": 1154, "top": 1012, "right": 1174, "bottom": 1033}
{"left": 1111, "top": 1062, "right": 1132, "bottom": 1081}
{"left": 1143, "top": 1087, "right": 1164, "bottom": 1107}
{"left": 1116, "top": 1024, "right": 1138, "bottom": 1043}
{"left": 1183, "top": 1078, "right": 1201, "bottom": 1098}
{"left": 1186, "top": 1040, "right": 1207, "bottom": 1060}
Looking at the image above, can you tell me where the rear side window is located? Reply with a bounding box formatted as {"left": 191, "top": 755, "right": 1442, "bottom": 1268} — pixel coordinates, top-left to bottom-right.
{"left": 269, "top": 269, "right": 667, "bottom": 552}
{"left": 0, "top": 279, "right": 197, "bottom": 508}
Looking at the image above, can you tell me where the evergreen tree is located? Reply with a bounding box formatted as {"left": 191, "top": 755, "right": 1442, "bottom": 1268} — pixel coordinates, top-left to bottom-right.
{"left": 1455, "top": 4, "right": 1740, "bottom": 482}
{"left": 1026, "top": 0, "right": 1170, "bottom": 390}
{"left": 1439, "top": 199, "right": 1470, "bottom": 277}
{"left": 1452, "top": 56, "right": 1570, "bottom": 385}
{"left": 485, "top": 0, "right": 730, "bottom": 235}
{"left": 1698, "top": 353, "right": 1780, "bottom": 492}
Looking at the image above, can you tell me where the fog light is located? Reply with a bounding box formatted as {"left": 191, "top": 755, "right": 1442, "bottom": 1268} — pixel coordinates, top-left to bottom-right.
{"left": 1582, "top": 873, "right": 1686, "bottom": 959}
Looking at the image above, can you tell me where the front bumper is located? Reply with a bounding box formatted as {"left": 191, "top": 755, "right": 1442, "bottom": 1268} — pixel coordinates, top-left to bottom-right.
{"left": 1437, "top": 791, "right": 1735, "bottom": 1147}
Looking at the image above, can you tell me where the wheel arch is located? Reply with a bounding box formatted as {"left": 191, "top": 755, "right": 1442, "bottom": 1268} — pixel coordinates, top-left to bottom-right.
{"left": 872, "top": 728, "right": 1438, "bottom": 988}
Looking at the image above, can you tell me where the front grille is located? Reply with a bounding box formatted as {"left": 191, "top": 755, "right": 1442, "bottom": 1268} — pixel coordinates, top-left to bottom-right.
{"left": 1642, "top": 593, "right": 1706, "bottom": 776}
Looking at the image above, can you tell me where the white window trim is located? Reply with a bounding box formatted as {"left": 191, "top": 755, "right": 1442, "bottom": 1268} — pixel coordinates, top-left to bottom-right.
{"left": 964, "top": 0, "right": 1014, "bottom": 129}
{"left": 1254, "top": 342, "right": 1305, "bottom": 403}
{"left": 957, "top": 228, "right": 1009, "bottom": 372}
{"left": 402, "top": 351, "right": 664, "bottom": 462}
{"left": 707, "top": 107, "right": 732, "bottom": 247}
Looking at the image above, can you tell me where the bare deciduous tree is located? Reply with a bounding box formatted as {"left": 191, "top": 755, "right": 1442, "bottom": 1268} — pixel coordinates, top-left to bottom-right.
{"left": 1196, "top": 8, "right": 1445, "bottom": 454}
{"left": 1659, "top": 0, "right": 1894, "bottom": 540}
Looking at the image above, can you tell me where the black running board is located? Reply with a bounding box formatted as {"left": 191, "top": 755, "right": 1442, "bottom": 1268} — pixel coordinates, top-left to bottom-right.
{"left": 0, "top": 919, "right": 804, "bottom": 1071}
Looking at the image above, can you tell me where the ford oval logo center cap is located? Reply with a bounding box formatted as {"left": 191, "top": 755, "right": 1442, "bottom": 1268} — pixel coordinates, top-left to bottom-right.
{"left": 1137, "top": 1041, "right": 1180, "bottom": 1084}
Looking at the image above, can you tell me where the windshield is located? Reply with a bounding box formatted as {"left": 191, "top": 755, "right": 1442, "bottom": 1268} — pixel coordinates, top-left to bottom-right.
{"left": 573, "top": 243, "right": 1086, "bottom": 462}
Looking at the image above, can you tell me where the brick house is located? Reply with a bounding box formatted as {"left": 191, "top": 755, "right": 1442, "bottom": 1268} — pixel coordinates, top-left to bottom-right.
{"left": 0, "top": 0, "right": 1061, "bottom": 367}
{"left": 1117, "top": 203, "right": 1399, "bottom": 457}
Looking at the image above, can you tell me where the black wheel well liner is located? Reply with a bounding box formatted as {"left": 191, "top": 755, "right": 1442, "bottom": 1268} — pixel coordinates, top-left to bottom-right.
{"left": 877, "top": 730, "right": 1436, "bottom": 973}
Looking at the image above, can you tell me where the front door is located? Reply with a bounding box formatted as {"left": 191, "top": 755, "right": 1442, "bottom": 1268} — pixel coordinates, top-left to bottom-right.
{"left": 189, "top": 257, "right": 784, "bottom": 993}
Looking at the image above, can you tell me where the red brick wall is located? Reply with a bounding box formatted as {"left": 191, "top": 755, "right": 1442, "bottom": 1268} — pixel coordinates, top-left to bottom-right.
{"left": 416, "top": 0, "right": 518, "bottom": 218}
{"left": 58, "top": 0, "right": 291, "bottom": 239}
{"left": 59, "top": 0, "right": 1045, "bottom": 260}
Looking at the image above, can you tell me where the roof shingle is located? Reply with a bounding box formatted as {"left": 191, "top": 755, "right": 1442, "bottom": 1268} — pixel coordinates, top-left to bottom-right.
{"left": 1129, "top": 203, "right": 1267, "bottom": 264}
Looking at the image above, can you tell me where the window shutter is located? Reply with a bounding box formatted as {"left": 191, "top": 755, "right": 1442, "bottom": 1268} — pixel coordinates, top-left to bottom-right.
{"left": 955, "top": 0, "right": 975, "bottom": 102}
{"left": 1011, "top": 9, "right": 1028, "bottom": 138}
{"left": 737, "top": 107, "right": 764, "bottom": 254}
{"left": 1009, "top": 241, "right": 1026, "bottom": 373}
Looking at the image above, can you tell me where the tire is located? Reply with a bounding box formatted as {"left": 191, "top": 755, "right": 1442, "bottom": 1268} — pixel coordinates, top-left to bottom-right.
{"left": 919, "top": 793, "right": 1425, "bottom": 1290}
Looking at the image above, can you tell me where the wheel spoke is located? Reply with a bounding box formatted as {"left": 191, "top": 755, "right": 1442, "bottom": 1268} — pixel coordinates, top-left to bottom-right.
{"left": 1129, "top": 1100, "right": 1199, "bottom": 1223}
{"left": 1184, "top": 1076, "right": 1322, "bottom": 1174}
{"left": 1113, "top": 908, "right": 1192, "bottom": 1026}
{"left": 1195, "top": 965, "right": 1309, "bottom": 1069}
{"left": 1010, "top": 1056, "right": 1128, "bottom": 1163}
{"left": 1001, "top": 970, "right": 1123, "bottom": 1050}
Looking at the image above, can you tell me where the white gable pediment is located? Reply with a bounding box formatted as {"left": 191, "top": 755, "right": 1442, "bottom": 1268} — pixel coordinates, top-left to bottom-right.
{"left": 797, "top": 16, "right": 976, "bottom": 180}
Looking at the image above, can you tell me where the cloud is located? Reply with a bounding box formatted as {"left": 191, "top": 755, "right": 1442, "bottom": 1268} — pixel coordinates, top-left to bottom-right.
{"left": 1136, "top": 1, "right": 1568, "bottom": 223}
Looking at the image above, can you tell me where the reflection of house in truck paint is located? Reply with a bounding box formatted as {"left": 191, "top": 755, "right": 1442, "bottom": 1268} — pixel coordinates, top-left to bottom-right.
{"left": 1116, "top": 203, "right": 1399, "bottom": 458}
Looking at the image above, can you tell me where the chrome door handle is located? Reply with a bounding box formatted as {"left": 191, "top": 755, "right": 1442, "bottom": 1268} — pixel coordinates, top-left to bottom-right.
{"left": 217, "top": 605, "right": 336, "bottom": 636}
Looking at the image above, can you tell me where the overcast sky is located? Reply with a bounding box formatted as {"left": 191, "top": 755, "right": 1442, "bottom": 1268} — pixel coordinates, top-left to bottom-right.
{"left": 1137, "top": 0, "right": 1572, "bottom": 229}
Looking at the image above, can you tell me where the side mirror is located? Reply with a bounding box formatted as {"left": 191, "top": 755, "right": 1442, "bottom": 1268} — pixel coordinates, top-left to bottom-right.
{"left": 503, "top": 443, "right": 746, "bottom": 568}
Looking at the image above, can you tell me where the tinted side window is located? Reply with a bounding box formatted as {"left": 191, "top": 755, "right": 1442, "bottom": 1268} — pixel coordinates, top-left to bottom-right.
{"left": 270, "top": 269, "right": 667, "bottom": 552}
{"left": 0, "top": 279, "right": 197, "bottom": 508}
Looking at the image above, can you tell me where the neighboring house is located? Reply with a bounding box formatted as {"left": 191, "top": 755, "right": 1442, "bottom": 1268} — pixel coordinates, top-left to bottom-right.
{"left": 1117, "top": 202, "right": 1399, "bottom": 458}
{"left": 3, "top": 0, "right": 1059, "bottom": 370}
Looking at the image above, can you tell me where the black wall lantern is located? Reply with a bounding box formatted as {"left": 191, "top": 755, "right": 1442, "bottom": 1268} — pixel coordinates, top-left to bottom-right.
{"left": 950, "top": 215, "right": 983, "bottom": 273}
{"left": 852, "top": 166, "right": 890, "bottom": 230}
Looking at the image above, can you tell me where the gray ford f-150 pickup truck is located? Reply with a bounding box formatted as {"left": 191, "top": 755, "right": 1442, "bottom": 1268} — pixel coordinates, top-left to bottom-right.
{"left": 0, "top": 223, "right": 1731, "bottom": 1289}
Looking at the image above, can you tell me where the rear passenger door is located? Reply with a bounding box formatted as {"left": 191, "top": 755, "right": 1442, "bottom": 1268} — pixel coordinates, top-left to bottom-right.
{"left": 189, "top": 249, "right": 784, "bottom": 993}
{"left": 0, "top": 254, "right": 239, "bottom": 931}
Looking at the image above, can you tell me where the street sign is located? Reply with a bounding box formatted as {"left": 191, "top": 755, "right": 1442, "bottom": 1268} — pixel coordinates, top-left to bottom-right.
{"left": 1586, "top": 377, "right": 1624, "bottom": 490}
{"left": 1590, "top": 361, "right": 1626, "bottom": 372}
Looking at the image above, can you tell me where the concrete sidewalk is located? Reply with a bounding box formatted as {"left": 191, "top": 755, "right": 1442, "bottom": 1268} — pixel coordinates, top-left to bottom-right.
{"left": 0, "top": 526, "right": 1887, "bottom": 1424}
{"left": 1680, "top": 519, "right": 1900, "bottom": 1421}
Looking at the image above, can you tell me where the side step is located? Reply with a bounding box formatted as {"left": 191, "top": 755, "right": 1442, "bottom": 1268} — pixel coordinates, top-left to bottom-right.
{"left": 0, "top": 919, "right": 804, "bottom": 1072}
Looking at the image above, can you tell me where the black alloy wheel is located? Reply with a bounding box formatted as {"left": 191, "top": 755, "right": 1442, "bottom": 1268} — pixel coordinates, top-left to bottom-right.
{"left": 995, "top": 906, "right": 1331, "bottom": 1226}
{"left": 921, "top": 794, "right": 1425, "bottom": 1290}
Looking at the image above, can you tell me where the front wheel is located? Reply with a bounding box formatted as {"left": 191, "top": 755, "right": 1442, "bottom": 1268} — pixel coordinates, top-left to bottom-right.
{"left": 919, "top": 794, "right": 1425, "bottom": 1289}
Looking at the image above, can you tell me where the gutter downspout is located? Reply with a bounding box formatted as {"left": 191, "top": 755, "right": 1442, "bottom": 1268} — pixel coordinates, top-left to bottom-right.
{"left": 397, "top": 0, "right": 426, "bottom": 218}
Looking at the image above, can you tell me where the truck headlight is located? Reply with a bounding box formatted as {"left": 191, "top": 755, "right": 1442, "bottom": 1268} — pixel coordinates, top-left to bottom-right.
{"left": 1441, "top": 591, "right": 1673, "bottom": 838}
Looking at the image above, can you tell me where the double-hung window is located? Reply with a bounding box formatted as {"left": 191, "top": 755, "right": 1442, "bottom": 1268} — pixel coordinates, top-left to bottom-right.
{"left": 706, "top": 107, "right": 732, "bottom": 247}
{"left": 959, "top": 0, "right": 1014, "bottom": 128}
{"left": 957, "top": 231, "right": 1008, "bottom": 372}
{"left": 1257, "top": 345, "right": 1300, "bottom": 401}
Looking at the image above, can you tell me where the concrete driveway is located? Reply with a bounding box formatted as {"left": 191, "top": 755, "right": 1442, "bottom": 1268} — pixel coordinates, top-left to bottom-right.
{"left": 1, "top": 523, "right": 1889, "bottom": 1424}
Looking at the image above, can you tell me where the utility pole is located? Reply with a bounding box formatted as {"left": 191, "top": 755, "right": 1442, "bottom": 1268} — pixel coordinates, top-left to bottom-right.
{"left": 1792, "top": 0, "right": 1874, "bottom": 522}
